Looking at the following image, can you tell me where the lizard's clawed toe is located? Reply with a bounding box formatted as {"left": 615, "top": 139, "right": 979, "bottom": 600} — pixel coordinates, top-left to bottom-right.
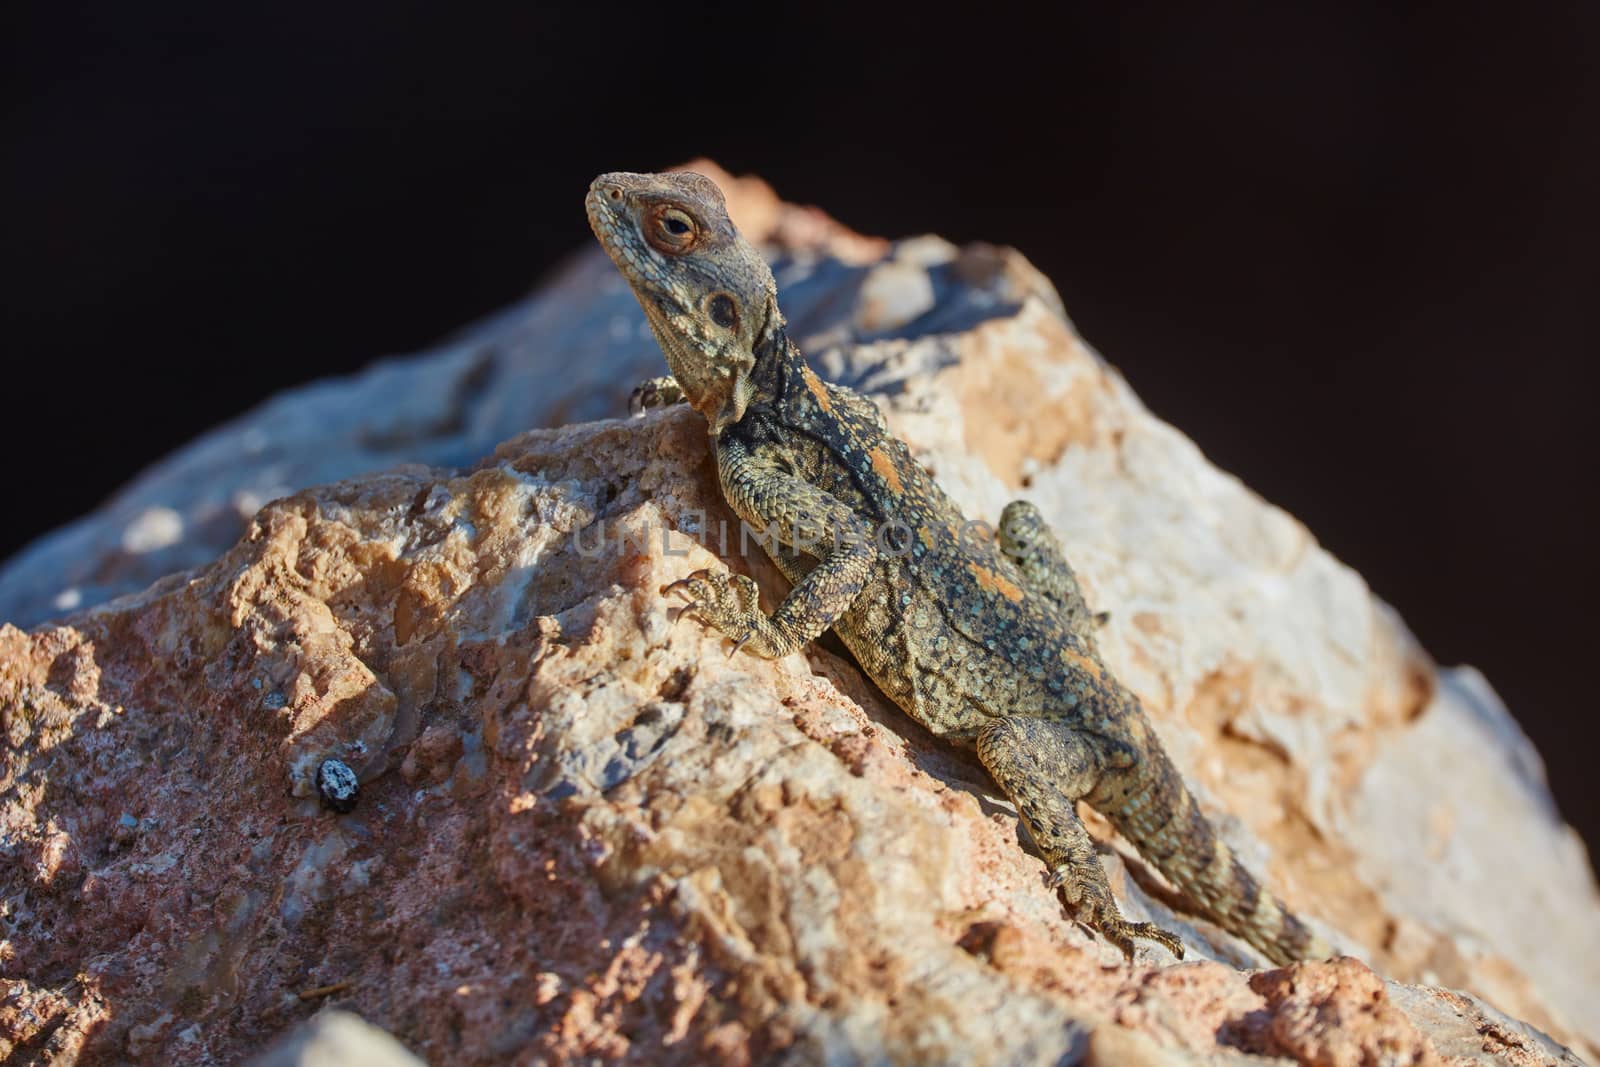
{"left": 662, "top": 570, "right": 718, "bottom": 602}
{"left": 1124, "top": 921, "right": 1185, "bottom": 960}
{"left": 1064, "top": 886, "right": 1187, "bottom": 963}
{"left": 1094, "top": 917, "right": 1185, "bottom": 962}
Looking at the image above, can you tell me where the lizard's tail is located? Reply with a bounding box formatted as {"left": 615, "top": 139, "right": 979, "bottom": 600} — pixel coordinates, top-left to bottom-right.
{"left": 1106, "top": 737, "right": 1328, "bottom": 966}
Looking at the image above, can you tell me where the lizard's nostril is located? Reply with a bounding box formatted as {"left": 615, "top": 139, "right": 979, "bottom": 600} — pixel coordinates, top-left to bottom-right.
{"left": 608, "top": 186, "right": 622, "bottom": 201}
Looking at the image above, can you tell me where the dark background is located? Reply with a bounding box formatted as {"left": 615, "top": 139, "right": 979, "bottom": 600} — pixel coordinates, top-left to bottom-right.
{"left": 4, "top": 5, "right": 1596, "bottom": 850}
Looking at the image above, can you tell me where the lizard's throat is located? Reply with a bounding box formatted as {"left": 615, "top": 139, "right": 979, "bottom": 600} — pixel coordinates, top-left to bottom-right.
{"left": 653, "top": 332, "right": 754, "bottom": 434}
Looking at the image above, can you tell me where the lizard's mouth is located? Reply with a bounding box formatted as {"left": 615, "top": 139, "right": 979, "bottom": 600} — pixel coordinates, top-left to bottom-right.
{"left": 584, "top": 188, "right": 619, "bottom": 247}
{"left": 585, "top": 183, "right": 657, "bottom": 290}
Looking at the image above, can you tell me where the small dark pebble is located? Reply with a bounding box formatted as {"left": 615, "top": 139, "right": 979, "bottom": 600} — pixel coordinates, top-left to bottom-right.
{"left": 316, "top": 758, "right": 360, "bottom": 813}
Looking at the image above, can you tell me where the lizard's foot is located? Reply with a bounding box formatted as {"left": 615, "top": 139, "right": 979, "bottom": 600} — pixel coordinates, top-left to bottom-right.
{"left": 629, "top": 376, "right": 686, "bottom": 417}
{"left": 663, "top": 569, "right": 773, "bottom": 657}
{"left": 1087, "top": 912, "right": 1186, "bottom": 962}
{"left": 1048, "top": 865, "right": 1185, "bottom": 962}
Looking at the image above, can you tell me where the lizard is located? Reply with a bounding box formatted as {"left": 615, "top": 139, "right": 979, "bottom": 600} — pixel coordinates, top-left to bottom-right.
{"left": 586, "top": 169, "right": 1329, "bottom": 966}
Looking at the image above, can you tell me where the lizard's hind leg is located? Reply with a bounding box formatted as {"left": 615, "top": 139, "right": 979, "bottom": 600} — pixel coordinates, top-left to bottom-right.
{"left": 997, "top": 501, "right": 1107, "bottom": 643}
{"left": 977, "top": 715, "right": 1185, "bottom": 961}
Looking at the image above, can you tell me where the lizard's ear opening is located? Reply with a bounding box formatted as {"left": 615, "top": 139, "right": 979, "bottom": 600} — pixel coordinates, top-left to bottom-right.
{"left": 706, "top": 293, "right": 739, "bottom": 330}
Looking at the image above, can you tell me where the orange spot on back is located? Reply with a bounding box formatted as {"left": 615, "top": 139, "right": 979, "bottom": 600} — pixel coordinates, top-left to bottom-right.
{"left": 1060, "top": 646, "right": 1105, "bottom": 681}
{"left": 969, "top": 563, "right": 1024, "bottom": 602}
{"left": 870, "top": 447, "right": 904, "bottom": 493}
{"left": 801, "top": 364, "right": 833, "bottom": 413}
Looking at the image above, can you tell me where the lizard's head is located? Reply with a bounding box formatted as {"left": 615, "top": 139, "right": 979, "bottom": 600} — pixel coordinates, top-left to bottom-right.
{"left": 587, "top": 170, "right": 780, "bottom": 434}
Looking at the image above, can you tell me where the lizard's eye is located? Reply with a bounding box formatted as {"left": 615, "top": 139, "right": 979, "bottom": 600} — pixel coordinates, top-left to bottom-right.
{"left": 646, "top": 207, "right": 699, "bottom": 254}
{"left": 707, "top": 293, "right": 739, "bottom": 329}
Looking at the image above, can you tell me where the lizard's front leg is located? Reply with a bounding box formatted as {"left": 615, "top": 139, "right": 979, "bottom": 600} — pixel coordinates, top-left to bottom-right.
{"left": 629, "top": 376, "right": 687, "bottom": 417}
{"left": 666, "top": 437, "right": 877, "bottom": 658}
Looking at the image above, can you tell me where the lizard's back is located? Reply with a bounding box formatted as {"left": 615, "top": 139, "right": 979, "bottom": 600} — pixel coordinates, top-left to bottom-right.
{"left": 724, "top": 373, "right": 1104, "bottom": 743}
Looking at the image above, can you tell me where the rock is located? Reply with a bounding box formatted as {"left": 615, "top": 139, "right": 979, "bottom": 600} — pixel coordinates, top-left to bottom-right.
{"left": 1, "top": 166, "right": 1595, "bottom": 1065}
{"left": 247, "top": 1010, "right": 427, "bottom": 1067}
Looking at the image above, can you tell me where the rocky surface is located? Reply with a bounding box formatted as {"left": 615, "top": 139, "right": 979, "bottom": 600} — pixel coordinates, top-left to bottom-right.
{"left": 247, "top": 1010, "right": 426, "bottom": 1067}
{"left": 2, "top": 165, "right": 1596, "bottom": 1064}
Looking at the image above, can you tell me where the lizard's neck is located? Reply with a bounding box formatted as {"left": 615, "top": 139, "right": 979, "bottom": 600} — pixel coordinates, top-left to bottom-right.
{"left": 746, "top": 319, "right": 808, "bottom": 408}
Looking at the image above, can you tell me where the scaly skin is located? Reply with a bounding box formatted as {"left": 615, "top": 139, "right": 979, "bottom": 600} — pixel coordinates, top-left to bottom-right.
{"left": 586, "top": 170, "right": 1329, "bottom": 965}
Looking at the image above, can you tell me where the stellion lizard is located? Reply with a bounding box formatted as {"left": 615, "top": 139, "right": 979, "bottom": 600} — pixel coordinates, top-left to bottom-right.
{"left": 586, "top": 169, "right": 1328, "bottom": 965}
